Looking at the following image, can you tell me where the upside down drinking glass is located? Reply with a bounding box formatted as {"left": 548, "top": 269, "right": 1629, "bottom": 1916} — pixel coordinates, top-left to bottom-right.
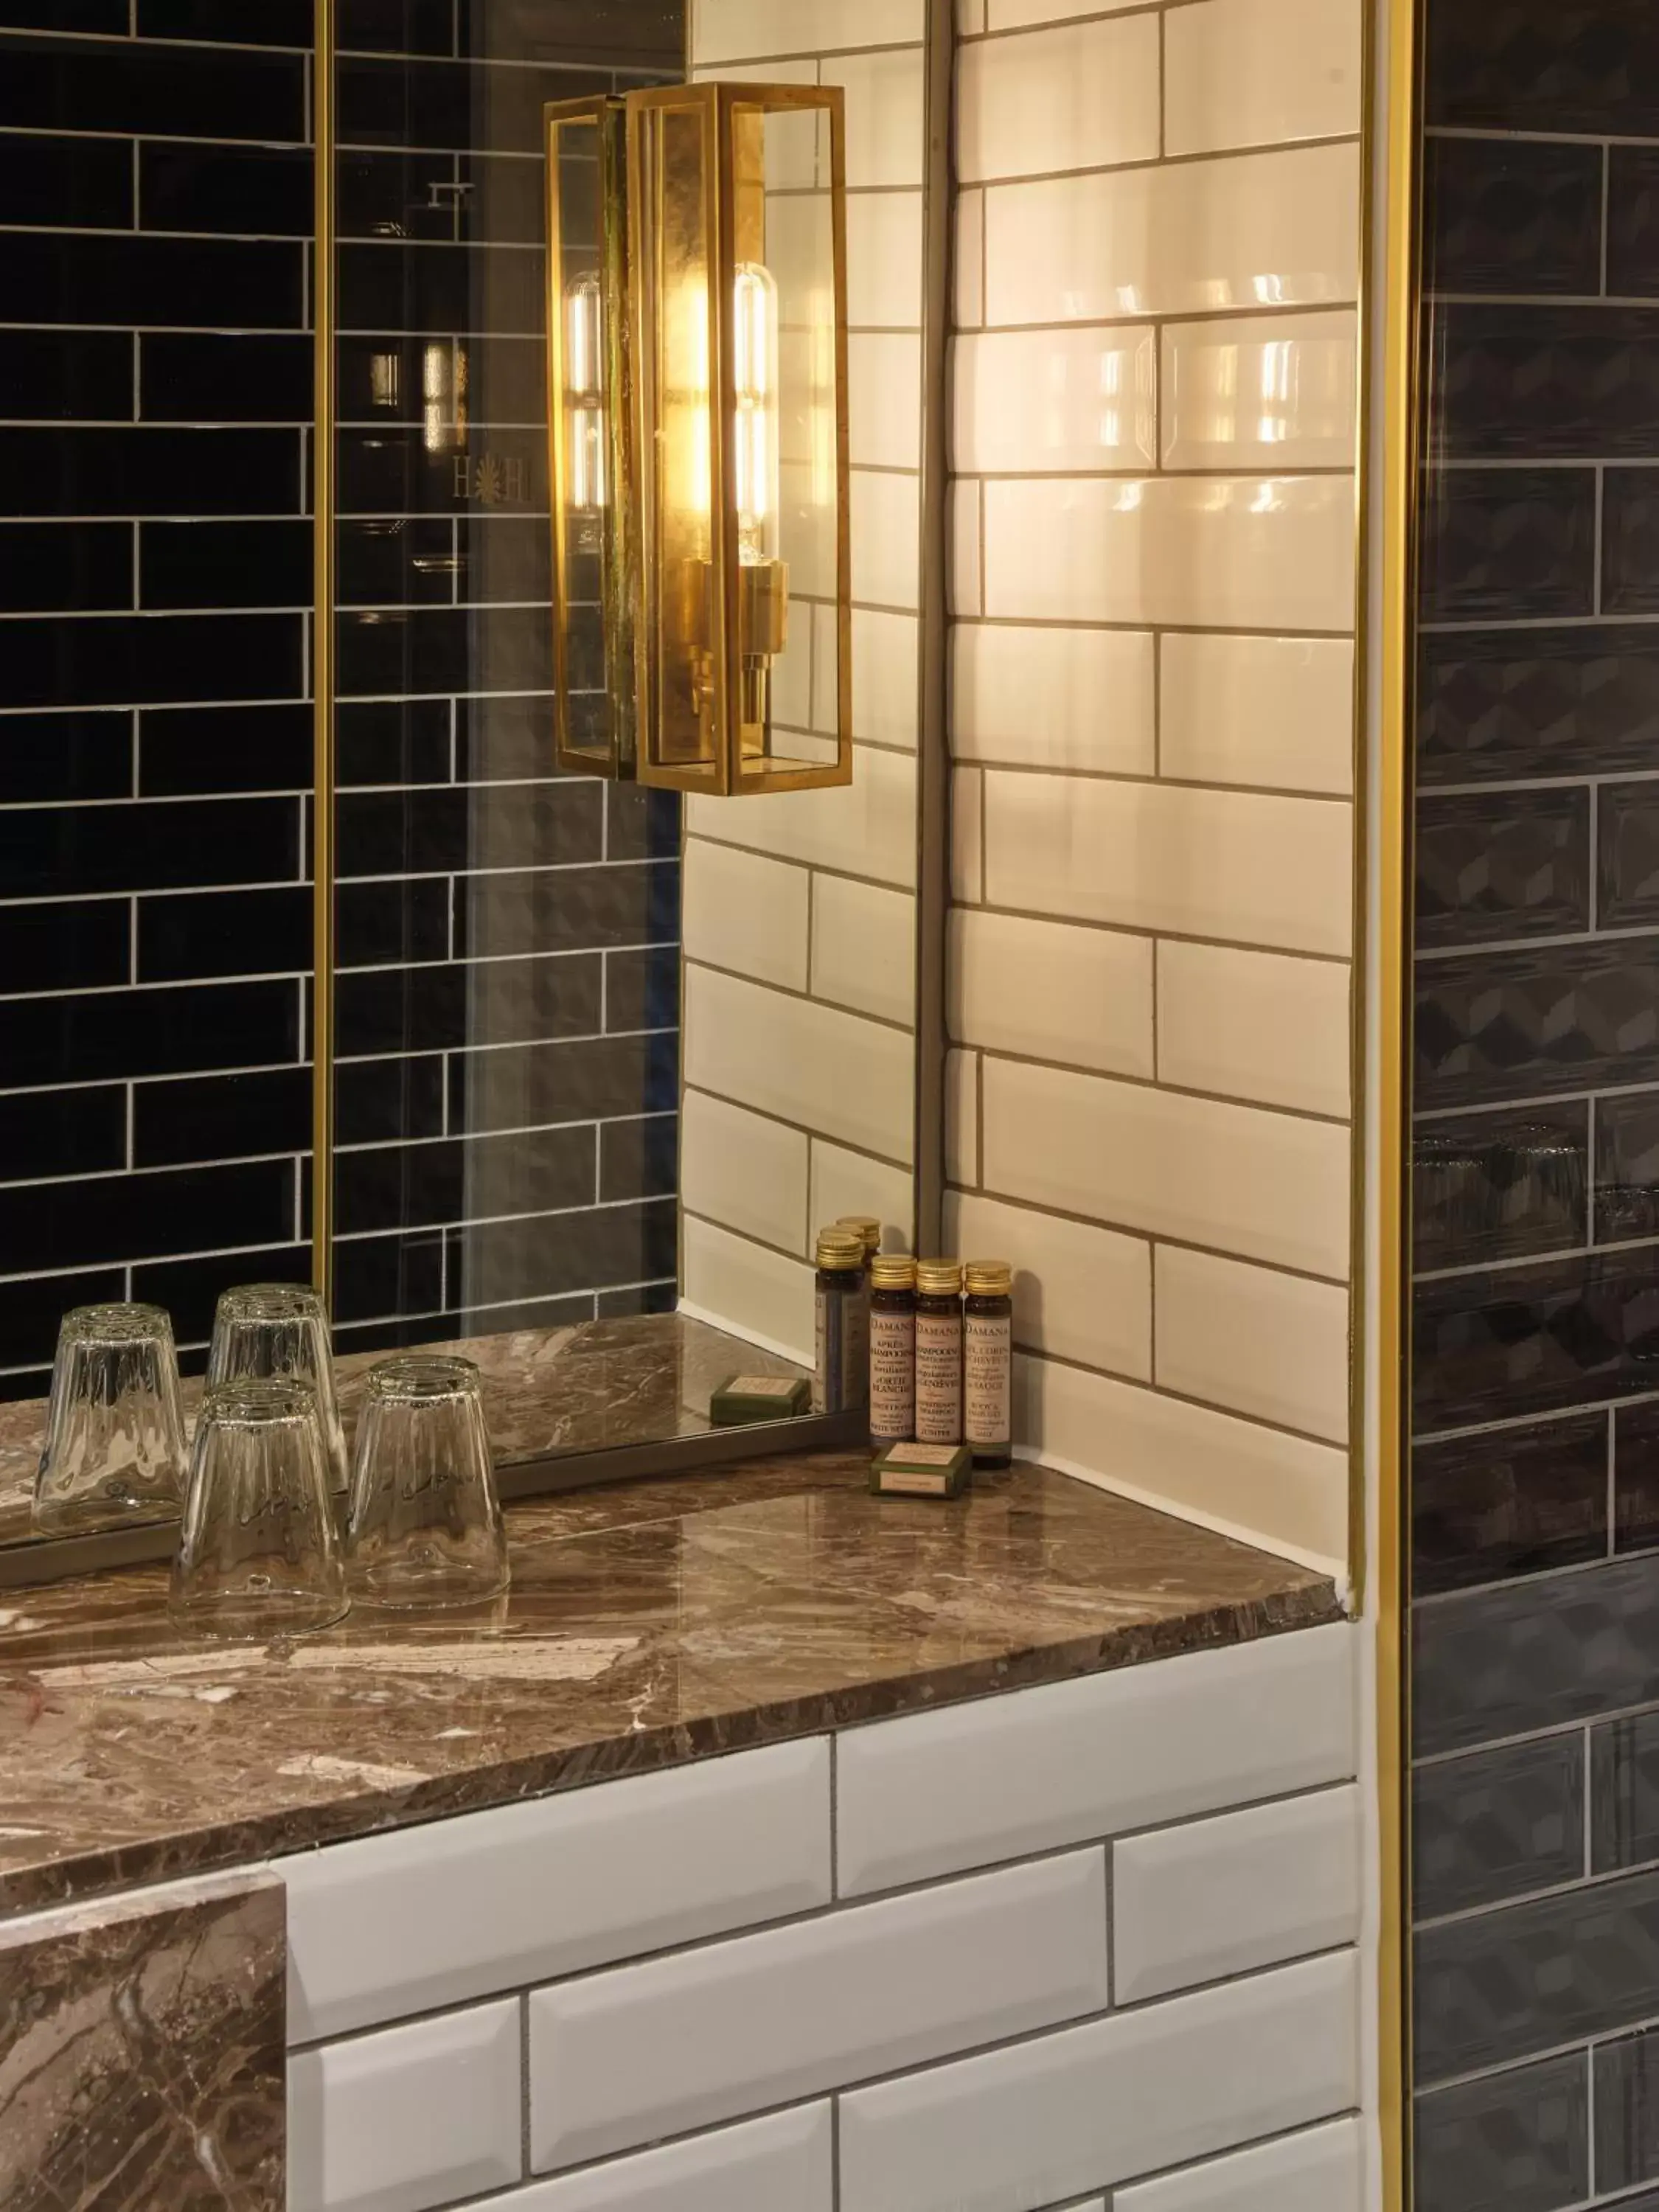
{"left": 345, "top": 1355, "right": 509, "bottom": 1607}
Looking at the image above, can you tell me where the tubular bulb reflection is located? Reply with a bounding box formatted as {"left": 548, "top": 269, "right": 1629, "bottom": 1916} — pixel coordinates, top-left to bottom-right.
{"left": 563, "top": 271, "right": 607, "bottom": 552}
{"left": 731, "top": 260, "right": 787, "bottom": 745}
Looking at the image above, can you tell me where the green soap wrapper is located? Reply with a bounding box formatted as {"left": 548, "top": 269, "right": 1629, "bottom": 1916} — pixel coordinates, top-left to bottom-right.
{"left": 711, "top": 1373, "right": 812, "bottom": 1425}
{"left": 869, "top": 1441, "right": 971, "bottom": 1498}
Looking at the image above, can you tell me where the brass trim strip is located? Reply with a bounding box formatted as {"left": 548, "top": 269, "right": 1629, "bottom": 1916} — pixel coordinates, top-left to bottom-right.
{"left": 1377, "top": 0, "right": 1423, "bottom": 2196}
{"left": 311, "top": 15, "right": 336, "bottom": 1308}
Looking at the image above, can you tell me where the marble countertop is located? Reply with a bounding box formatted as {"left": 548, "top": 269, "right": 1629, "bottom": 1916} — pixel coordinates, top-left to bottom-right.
{"left": 0, "top": 1453, "right": 1340, "bottom": 1920}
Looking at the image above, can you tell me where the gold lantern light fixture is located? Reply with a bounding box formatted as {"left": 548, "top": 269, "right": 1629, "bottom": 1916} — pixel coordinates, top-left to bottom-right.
{"left": 545, "top": 81, "right": 851, "bottom": 796}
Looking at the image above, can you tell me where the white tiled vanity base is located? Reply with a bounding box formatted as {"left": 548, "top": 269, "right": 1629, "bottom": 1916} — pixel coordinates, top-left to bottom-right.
{"left": 275, "top": 1623, "right": 1362, "bottom": 2212}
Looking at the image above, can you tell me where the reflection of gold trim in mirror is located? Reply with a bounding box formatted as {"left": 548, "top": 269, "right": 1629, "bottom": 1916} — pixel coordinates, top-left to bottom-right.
{"left": 546, "top": 95, "right": 638, "bottom": 779}
{"left": 625, "top": 82, "right": 852, "bottom": 796}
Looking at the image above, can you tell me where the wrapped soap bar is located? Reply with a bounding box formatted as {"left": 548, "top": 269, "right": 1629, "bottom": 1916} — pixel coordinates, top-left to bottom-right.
{"left": 869, "top": 1440, "right": 971, "bottom": 1498}
{"left": 711, "top": 1374, "right": 812, "bottom": 1426}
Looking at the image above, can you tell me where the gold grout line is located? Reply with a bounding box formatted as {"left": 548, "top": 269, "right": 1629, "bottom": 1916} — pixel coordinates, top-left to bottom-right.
{"left": 312, "top": 1, "right": 336, "bottom": 1310}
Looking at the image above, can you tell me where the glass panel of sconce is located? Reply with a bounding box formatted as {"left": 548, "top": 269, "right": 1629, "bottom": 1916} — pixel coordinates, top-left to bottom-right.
{"left": 546, "top": 83, "right": 852, "bottom": 795}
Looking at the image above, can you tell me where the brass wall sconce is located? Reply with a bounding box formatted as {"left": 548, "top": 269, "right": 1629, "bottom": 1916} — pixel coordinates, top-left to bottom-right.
{"left": 546, "top": 82, "right": 852, "bottom": 796}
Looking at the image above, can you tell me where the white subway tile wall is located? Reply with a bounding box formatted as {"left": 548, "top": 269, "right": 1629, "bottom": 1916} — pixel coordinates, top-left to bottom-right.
{"left": 679, "top": 0, "right": 927, "bottom": 1358}
{"left": 950, "top": 0, "right": 1360, "bottom": 1569}
{"left": 271, "top": 1627, "right": 1360, "bottom": 2212}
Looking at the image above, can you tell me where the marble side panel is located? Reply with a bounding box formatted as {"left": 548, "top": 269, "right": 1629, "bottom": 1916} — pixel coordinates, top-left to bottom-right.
{"left": 0, "top": 1870, "right": 285, "bottom": 2211}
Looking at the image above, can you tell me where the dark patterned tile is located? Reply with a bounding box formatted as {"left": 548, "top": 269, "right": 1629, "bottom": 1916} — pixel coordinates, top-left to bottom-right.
{"left": 1413, "top": 1411, "right": 1607, "bottom": 1599}
{"left": 1610, "top": 146, "right": 1659, "bottom": 299}
{"left": 1615, "top": 1397, "right": 1659, "bottom": 1554}
{"left": 0, "top": 1870, "right": 284, "bottom": 2210}
{"left": 1605, "top": 471, "right": 1659, "bottom": 616}
{"left": 1413, "top": 2051, "right": 1587, "bottom": 2212}
{"left": 1414, "top": 1105, "right": 1587, "bottom": 1273}
{"left": 1414, "top": 1735, "right": 1586, "bottom": 1921}
{"left": 1417, "top": 788, "right": 1590, "bottom": 950}
{"left": 1415, "top": 1863, "right": 1659, "bottom": 2083}
{"left": 1414, "top": 1551, "right": 1659, "bottom": 1758}
{"left": 1436, "top": 305, "right": 1659, "bottom": 461}
{"left": 1427, "top": 0, "right": 1659, "bottom": 136}
{"left": 1596, "top": 2022, "right": 1659, "bottom": 2193}
{"left": 1595, "top": 1711, "right": 1659, "bottom": 1875}
{"left": 1419, "top": 627, "right": 1659, "bottom": 788}
{"left": 1414, "top": 1248, "right": 1659, "bottom": 1433}
{"left": 1416, "top": 936, "right": 1659, "bottom": 1112}
{"left": 1420, "top": 467, "right": 1597, "bottom": 625}
{"left": 1601, "top": 785, "right": 1659, "bottom": 933}
{"left": 1597, "top": 1093, "right": 1659, "bottom": 1245}
{"left": 1425, "top": 135, "right": 1602, "bottom": 297}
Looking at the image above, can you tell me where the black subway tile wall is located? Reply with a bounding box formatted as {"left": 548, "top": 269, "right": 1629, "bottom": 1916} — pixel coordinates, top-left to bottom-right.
{"left": 0, "top": 4, "right": 684, "bottom": 1397}
{"left": 1413, "top": 5, "right": 1659, "bottom": 2202}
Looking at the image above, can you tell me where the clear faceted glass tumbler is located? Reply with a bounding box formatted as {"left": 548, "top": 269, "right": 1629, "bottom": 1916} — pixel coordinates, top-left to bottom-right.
{"left": 208, "top": 1282, "right": 348, "bottom": 1493}
{"left": 345, "top": 1356, "right": 509, "bottom": 1608}
{"left": 33, "top": 1303, "right": 189, "bottom": 1534}
{"left": 169, "top": 1378, "right": 349, "bottom": 1641}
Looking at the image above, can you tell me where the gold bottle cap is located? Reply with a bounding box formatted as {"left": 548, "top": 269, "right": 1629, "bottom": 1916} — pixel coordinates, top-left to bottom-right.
{"left": 870, "top": 1252, "right": 917, "bottom": 1291}
{"left": 916, "top": 1258, "right": 962, "bottom": 1297}
{"left": 815, "top": 1227, "right": 866, "bottom": 1271}
{"left": 965, "top": 1260, "right": 1014, "bottom": 1298}
{"left": 836, "top": 1214, "right": 883, "bottom": 1258}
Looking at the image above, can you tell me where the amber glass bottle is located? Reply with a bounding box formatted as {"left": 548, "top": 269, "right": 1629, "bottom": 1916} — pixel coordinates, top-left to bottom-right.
{"left": 869, "top": 1252, "right": 917, "bottom": 1450}
{"left": 963, "top": 1260, "right": 1013, "bottom": 1469}
{"left": 914, "top": 1259, "right": 964, "bottom": 1445}
{"left": 813, "top": 1228, "right": 868, "bottom": 1414}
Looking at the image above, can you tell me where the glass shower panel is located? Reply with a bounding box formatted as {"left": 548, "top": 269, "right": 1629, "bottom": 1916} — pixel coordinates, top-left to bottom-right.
{"left": 328, "top": 0, "right": 686, "bottom": 1363}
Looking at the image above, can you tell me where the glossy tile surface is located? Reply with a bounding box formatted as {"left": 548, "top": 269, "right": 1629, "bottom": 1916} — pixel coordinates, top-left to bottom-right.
{"left": 1414, "top": 2051, "right": 1587, "bottom": 2212}
{"left": 1163, "top": 0, "right": 1360, "bottom": 156}
{"left": 1159, "top": 311, "right": 1357, "bottom": 471}
{"left": 0, "top": 1456, "right": 1336, "bottom": 1917}
{"left": 0, "top": 1871, "right": 284, "bottom": 2211}
{"left": 1413, "top": 1733, "right": 1586, "bottom": 1919}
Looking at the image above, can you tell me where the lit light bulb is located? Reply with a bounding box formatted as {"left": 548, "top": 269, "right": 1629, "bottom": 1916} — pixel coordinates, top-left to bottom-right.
{"left": 564, "top": 272, "right": 607, "bottom": 542}
{"left": 732, "top": 260, "right": 779, "bottom": 566}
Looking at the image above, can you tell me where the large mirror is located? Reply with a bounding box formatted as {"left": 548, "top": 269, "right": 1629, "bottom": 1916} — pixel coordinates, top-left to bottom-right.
{"left": 0, "top": 0, "right": 942, "bottom": 1568}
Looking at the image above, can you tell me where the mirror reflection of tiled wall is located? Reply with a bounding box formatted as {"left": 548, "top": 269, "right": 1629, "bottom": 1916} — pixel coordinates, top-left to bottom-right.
{"left": 1410, "top": 4, "right": 1659, "bottom": 2203}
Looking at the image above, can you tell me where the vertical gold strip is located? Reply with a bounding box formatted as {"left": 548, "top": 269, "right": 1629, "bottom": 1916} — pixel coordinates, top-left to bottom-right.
{"left": 1377, "top": 0, "right": 1423, "bottom": 2199}
{"left": 312, "top": 12, "right": 336, "bottom": 1307}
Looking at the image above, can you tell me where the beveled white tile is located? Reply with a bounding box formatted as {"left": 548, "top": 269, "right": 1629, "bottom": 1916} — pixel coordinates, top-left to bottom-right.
{"left": 989, "top": 0, "right": 1145, "bottom": 21}
{"left": 823, "top": 48, "right": 926, "bottom": 189}
{"left": 688, "top": 744, "right": 917, "bottom": 889}
{"left": 1113, "top": 1786, "right": 1362, "bottom": 2005}
{"left": 984, "top": 773, "right": 1352, "bottom": 958}
{"left": 286, "top": 1741, "right": 831, "bottom": 2042}
{"left": 946, "top": 1046, "right": 979, "bottom": 1186}
{"left": 854, "top": 467, "right": 922, "bottom": 611}
{"left": 944, "top": 1188, "right": 1151, "bottom": 1381}
{"left": 984, "top": 143, "right": 1360, "bottom": 326}
{"left": 529, "top": 1852, "right": 1110, "bottom": 2171}
{"left": 848, "top": 191, "right": 924, "bottom": 330}
{"left": 982, "top": 474, "right": 1356, "bottom": 632}
{"left": 952, "top": 765, "right": 984, "bottom": 904}
{"left": 813, "top": 875, "right": 916, "bottom": 1025}
{"left": 838, "top": 1951, "right": 1359, "bottom": 2212}
{"left": 1114, "top": 2115, "right": 1363, "bottom": 2212}
{"left": 957, "top": 18, "right": 1160, "bottom": 184}
{"left": 686, "top": 964, "right": 914, "bottom": 1165}
{"left": 950, "top": 625, "right": 1155, "bottom": 774}
{"left": 1161, "top": 311, "right": 1357, "bottom": 470}
{"left": 681, "top": 1087, "right": 810, "bottom": 1256}
{"left": 693, "top": 0, "right": 922, "bottom": 66}
{"left": 1014, "top": 1352, "right": 1349, "bottom": 1568}
{"left": 954, "top": 327, "right": 1157, "bottom": 474}
{"left": 852, "top": 609, "right": 919, "bottom": 748}
{"left": 1160, "top": 633, "right": 1354, "bottom": 795}
{"left": 981, "top": 1055, "right": 1349, "bottom": 1279}
{"left": 955, "top": 187, "right": 985, "bottom": 329}
{"left": 950, "top": 478, "right": 982, "bottom": 618}
{"left": 1157, "top": 939, "right": 1351, "bottom": 1120}
{"left": 1165, "top": 0, "right": 1363, "bottom": 157}
{"left": 949, "top": 908, "right": 1153, "bottom": 1078}
{"left": 836, "top": 1618, "right": 1355, "bottom": 1896}
{"left": 683, "top": 838, "right": 810, "bottom": 992}
{"left": 851, "top": 333, "right": 922, "bottom": 470}
{"left": 956, "top": 0, "right": 986, "bottom": 32}
{"left": 1155, "top": 1246, "right": 1349, "bottom": 1444}
{"left": 288, "top": 2001, "right": 521, "bottom": 2212}
{"left": 810, "top": 1140, "right": 914, "bottom": 1252}
{"left": 503, "top": 2104, "right": 833, "bottom": 2212}
{"left": 682, "top": 1214, "right": 816, "bottom": 1366}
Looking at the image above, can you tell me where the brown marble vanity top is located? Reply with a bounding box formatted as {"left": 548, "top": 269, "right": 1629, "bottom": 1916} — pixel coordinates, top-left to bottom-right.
{"left": 0, "top": 1453, "right": 1340, "bottom": 1921}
